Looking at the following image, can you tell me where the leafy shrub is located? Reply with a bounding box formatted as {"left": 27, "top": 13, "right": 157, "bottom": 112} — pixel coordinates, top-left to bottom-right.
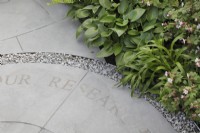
{"left": 160, "top": 70, "right": 200, "bottom": 122}
{"left": 50, "top": 0, "right": 200, "bottom": 124}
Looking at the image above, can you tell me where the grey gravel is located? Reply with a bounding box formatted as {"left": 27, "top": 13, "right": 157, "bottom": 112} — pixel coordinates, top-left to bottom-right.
{"left": 0, "top": 52, "right": 199, "bottom": 133}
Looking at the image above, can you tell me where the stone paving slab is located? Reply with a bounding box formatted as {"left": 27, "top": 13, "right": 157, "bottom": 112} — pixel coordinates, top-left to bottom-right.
{"left": 18, "top": 19, "right": 100, "bottom": 59}
{"left": 0, "top": 0, "right": 99, "bottom": 59}
{"left": 34, "top": 0, "right": 69, "bottom": 21}
{"left": 0, "top": 63, "right": 177, "bottom": 133}
{"left": 0, "top": 122, "right": 40, "bottom": 133}
{"left": 0, "top": 38, "right": 22, "bottom": 54}
{"left": 0, "top": 0, "right": 54, "bottom": 41}
{"left": 0, "top": 64, "right": 87, "bottom": 127}
{"left": 45, "top": 72, "right": 177, "bottom": 133}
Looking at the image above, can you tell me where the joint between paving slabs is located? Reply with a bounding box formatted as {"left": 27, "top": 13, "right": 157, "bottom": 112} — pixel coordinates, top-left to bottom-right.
{"left": 16, "top": 36, "right": 24, "bottom": 52}
{"left": 38, "top": 71, "right": 89, "bottom": 133}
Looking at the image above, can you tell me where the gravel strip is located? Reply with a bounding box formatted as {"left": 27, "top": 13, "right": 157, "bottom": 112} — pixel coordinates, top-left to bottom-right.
{"left": 0, "top": 52, "right": 199, "bottom": 133}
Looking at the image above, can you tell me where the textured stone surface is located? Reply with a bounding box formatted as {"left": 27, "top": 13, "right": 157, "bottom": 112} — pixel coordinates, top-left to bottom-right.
{"left": 0, "top": 38, "right": 22, "bottom": 54}
{"left": 0, "top": 0, "right": 53, "bottom": 40}
{"left": 0, "top": 63, "right": 177, "bottom": 133}
{"left": 18, "top": 19, "right": 100, "bottom": 59}
{"left": 0, "top": 63, "right": 87, "bottom": 127}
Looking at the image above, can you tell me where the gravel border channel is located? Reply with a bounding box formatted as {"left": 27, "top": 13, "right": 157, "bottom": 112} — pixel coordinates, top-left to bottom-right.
{"left": 0, "top": 52, "right": 199, "bottom": 133}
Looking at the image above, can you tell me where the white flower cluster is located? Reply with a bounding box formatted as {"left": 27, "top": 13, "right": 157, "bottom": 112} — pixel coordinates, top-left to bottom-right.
{"left": 195, "top": 58, "right": 200, "bottom": 67}
{"left": 197, "top": 24, "right": 200, "bottom": 30}
{"left": 165, "top": 71, "right": 173, "bottom": 84}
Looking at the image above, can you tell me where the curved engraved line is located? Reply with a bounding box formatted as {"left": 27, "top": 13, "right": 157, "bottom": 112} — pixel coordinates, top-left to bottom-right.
{"left": 0, "top": 121, "right": 55, "bottom": 133}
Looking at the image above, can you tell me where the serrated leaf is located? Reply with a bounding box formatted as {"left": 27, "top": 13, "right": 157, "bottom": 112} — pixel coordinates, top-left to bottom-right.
{"left": 118, "top": 0, "right": 128, "bottom": 14}
{"left": 128, "top": 8, "right": 146, "bottom": 22}
{"left": 99, "top": 0, "right": 112, "bottom": 9}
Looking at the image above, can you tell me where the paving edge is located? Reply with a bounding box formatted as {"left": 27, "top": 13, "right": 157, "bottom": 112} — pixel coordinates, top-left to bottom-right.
{"left": 0, "top": 52, "right": 199, "bottom": 133}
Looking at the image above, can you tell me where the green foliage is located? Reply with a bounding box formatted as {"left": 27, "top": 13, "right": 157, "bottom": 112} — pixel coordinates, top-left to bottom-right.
{"left": 118, "top": 37, "right": 192, "bottom": 96}
{"left": 51, "top": 0, "right": 200, "bottom": 124}
{"left": 160, "top": 70, "right": 200, "bottom": 122}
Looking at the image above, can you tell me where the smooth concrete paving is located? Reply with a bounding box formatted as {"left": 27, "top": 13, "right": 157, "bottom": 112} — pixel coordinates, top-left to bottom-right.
{"left": 0, "top": 0, "right": 99, "bottom": 59}
{"left": 0, "top": 0, "right": 178, "bottom": 133}
{"left": 0, "top": 64, "right": 177, "bottom": 133}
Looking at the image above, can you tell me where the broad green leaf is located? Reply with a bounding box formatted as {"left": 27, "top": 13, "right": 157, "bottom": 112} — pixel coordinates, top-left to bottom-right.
{"left": 82, "top": 19, "right": 95, "bottom": 28}
{"left": 100, "top": 15, "right": 116, "bottom": 23}
{"left": 154, "top": 26, "right": 164, "bottom": 33}
{"left": 118, "top": 0, "right": 128, "bottom": 14}
{"left": 143, "top": 22, "right": 156, "bottom": 32}
{"left": 111, "top": 26, "right": 128, "bottom": 37}
{"left": 84, "top": 27, "right": 98, "bottom": 39}
{"left": 83, "top": 5, "right": 94, "bottom": 10}
{"left": 116, "top": 19, "right": 128, "bottom": 26}
{"left": 116, "top": 53, "right": 124, "bottom": 66}
{"left": 128, "top": 29, "right": 139, "bottom": 36}
{"left": 113, "top": 43, "right": 122, "bottom": 56}
{"left": 91, "top": 37, "right": 106, "bottom": 46}
{"left": 128, "top": 8, "right": 146, "bottom": 22}
{"left": 76, "top": 25, "right": 83, "bottom": 38}
{"left": 76, "top": 9, "right": 90, "bottom": 18}
{"left": 86, "top": 35, "right": 100, "bottom": 43}
{"left": 146, "top": 7, "right": 158, "bottom": 21}
{"left": 92, "top": 5, "right": 100, "bottom": 13}
{"left": 130, "top": 36, "right": 144, "bottom": 46}
{"left": 67, "top": 8, "right": 76, "bottom": 17}
{"left": 96, "top": 47, "right": 113, "bottom": 58}
{"left": 101, "top": 30, "right": 113, "bottom": 37}
{"left": 99, "top": 0, "right": 112, "bottom": 9}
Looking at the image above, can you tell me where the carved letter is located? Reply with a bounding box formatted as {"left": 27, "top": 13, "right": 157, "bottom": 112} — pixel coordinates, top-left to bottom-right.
{"left": 49, "top": 77, "right": 61, "bottom": 88}
{"left": 109, "top": 105, "right": 118, "bottom": 116}
{"left": 86, "top": 88, "right": 101, "bottom": 100}
{"left": 18, "top": 75, "right": 30, "bottom": 85}
{"left": 96, "top": 96, "right": 110, "bottom": 107}
{"left": 80, "top": 84, "right": 89, "bottom": 93}
{"left": 5, "top": 75, "right": 17, "bottom": 85}
{"left": 61, "top": 80, "right": 76, "bottom": 90}
{"left": 139, "top": 129, "right": 151, "bottom": 133}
